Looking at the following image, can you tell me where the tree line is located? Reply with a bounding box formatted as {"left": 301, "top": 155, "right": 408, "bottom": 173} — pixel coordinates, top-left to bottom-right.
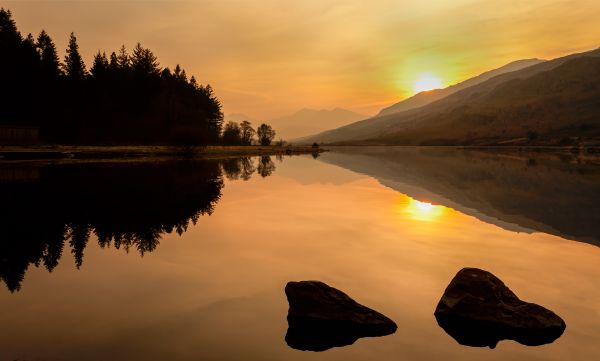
{"left": 0, "top": 8, "right": 278, "bottom": 146}
{"left": 221, "top": 120, "right": 277, "bottom": 146}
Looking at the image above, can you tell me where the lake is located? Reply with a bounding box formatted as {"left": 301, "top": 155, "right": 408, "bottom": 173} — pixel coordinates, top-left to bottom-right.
{"left": 1, "top": 147, "right": 599, "bottom": 360}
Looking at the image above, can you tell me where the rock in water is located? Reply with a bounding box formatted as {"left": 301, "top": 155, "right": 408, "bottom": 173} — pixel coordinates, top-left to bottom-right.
{"left": 285, "top": 280, "right": 397, "bottom": 351}
{"left": 434, "top": 268, "right": 566, "bottom": 348}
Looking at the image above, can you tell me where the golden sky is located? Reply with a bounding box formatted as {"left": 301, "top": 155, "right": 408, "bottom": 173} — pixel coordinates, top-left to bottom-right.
{"left": 6, "top": 0, "right": 600, "bottom": 119}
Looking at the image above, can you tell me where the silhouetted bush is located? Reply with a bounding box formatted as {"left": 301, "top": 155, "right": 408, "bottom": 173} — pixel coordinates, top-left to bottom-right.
{"left": 257, "top": 123, "right": 276, "bottom": 146}
{"left": 222, "top": 121, "right": 243, "bottom": 145}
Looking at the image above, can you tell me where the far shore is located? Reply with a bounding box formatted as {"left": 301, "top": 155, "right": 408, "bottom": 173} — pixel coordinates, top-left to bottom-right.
{"left": 0, "top": 145, "right": 325, "bottom": 162}
{"left": 3, "top": 143, "right": 599, "bottom": 163}
{"left": 320, "top": 144, "right": 600, "bottom": 154}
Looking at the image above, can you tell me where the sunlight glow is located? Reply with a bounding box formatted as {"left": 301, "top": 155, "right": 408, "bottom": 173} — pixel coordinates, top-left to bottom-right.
{"left": 413, "top": 73, "right": 443, "bottom": 93}
{"left": 415, "top": 200, "right": 435, "bottom": 212}
{"left": 405, "top": 198, "right": 446, "bottom": 221}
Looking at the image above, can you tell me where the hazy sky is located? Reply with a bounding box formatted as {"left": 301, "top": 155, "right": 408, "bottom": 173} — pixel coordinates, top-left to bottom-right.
{"left": 5, "top": 0, "right": 600, "bottom": 119}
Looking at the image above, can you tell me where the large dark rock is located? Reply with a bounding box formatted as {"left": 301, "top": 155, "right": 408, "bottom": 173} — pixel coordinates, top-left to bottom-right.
{"left": 434, "top": 268, "right": 566, "bottom": 348}
{"left": 285, "top": 280, "right": 397, "bottom": 351}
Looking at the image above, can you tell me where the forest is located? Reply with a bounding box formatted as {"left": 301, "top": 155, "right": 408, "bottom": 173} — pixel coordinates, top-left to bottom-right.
{"left": 0, "top": 8, "right": 276, "bottom": 146}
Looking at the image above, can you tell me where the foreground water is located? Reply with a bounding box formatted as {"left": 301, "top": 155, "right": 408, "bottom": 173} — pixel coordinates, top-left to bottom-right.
{"left": 1, "top": 148, "right": 599, "bottom": 360}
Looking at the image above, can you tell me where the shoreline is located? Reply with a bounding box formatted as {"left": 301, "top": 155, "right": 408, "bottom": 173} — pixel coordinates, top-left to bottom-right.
{"left": 0, "top": 145, "right": 326, "bottom": 162}
{"left": 3, "top": 144, "right": 599, "bottom": 163}
{"left": 322, "top": 144, "right": 600, "bottom": 154}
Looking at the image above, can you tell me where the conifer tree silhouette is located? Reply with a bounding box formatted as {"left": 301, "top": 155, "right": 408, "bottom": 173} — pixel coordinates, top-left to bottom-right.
{"left": 37, "top": 30, "right": 61, "bottom": 78}
{"left": 63, "top": 32, "right": 87, "bottom": 80}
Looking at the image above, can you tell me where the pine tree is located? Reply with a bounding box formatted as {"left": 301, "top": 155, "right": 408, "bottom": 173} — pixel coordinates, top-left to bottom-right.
{"left": 36, "top": 30, "right": 61, "bottom": 77}
{"left": 63, "top": 32, "right": 87, "bottom": 80}
{"left": 202, "top": 84, "right": 224, "bottom": 136}
{"left": 21, "top": 33, "right": 42, "bottom": 77}
{"left": 22, "top": 33, "right": 37, "bottom": 53}
{"left": 117, "top": 45, "right": 130, "bottom": 70}
{"left": 1, "top": 10, "right": 32, "bottom": 124}
{"left": 90, "top": 51, "right": 109, "bottom": 78}
{"left": 131, "top": 42, "right": 160, "bottom": 75}
{"left": 0, "top": 8, "right": 22, "bottom": 47}
{"left": 108, "top": 51, "right": 119, "bottom": 71}
{"left": 161, "top": 67, "right": 172, "bottom": 78}
{"left": 190, "top": 76, "right": 198, "bottom": 89}
{"left": 174, "top": 64, "right": 189, "bottom": 82}
{"left": 0, "top": 8, "right": 24, "bottom": 77}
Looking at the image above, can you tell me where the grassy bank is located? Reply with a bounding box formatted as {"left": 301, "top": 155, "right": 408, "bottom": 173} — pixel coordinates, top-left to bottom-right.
{"left": 0, "top": 145, "right": 326, "bottom": 161}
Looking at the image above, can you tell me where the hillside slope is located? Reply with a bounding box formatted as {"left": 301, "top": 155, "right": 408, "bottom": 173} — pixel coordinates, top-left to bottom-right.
{"left": 302, "top": 48, "right": 600, "bottom": 145}
{"left": 379, "top": 56, "right": 600, "bottom": 145}
{"left": 377, "top": 59, "right": 544, "bottom": 117}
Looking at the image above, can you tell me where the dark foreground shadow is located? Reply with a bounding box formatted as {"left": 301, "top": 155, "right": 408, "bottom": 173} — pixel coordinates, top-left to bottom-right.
{"left": 434, "top": 268, "right": 566, "bottom": 348}
{"left": 285, "top": 281, "right": 397, "bottom": 351}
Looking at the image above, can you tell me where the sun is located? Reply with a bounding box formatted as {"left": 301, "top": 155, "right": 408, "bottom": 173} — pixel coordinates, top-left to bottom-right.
{"left": 413, "top": 73, "right": 443, "bottom": 93}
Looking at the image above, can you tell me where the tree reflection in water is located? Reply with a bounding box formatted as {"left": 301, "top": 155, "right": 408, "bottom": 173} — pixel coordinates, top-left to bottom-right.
{"left": 0, "top": 157, "right": 273, "bottom": 292}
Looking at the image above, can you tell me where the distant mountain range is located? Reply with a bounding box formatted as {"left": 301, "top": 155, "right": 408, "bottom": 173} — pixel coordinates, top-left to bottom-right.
{"left": 226, "top": 113, "right": 256, "bottom": 124}
{"left": 226, "top": 108, "right": 367, "bottom": 140}
{"left": 300, "top": 48, "right": 600, "bottom": 146}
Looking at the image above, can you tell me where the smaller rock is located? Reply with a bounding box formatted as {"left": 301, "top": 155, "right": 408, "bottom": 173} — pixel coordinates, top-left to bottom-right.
{"left": 285, "top": 280, "right": 397, "bottom": 351}
{"left": 434, "top": 268, "right": 566, "bottom": 348}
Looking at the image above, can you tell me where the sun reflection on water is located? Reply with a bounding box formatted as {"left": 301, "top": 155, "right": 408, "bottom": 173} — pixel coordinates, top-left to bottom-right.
{"left": 404, "top": 198, "right": 446, "bottom": 221}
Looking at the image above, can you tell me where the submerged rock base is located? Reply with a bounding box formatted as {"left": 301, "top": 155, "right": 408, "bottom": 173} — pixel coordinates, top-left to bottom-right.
{"left": 434, "top": 268, "right": 566, "bottom": 348}
{"left": 285, "top": 280, "right": 397, "bottom": 351}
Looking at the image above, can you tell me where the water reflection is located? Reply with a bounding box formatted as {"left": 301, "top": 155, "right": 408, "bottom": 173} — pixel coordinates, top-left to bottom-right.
{"left": 434, "top": 268, "right": 566, "bottom": 349}
{"left": 0, "top": 156, "right": 276, "bottom": 292}
{"left": 321, "top": 147, "right": 600, "bottom": 246}
{"left": 284, "top": 280, "right": 397, "bottom": 352}
{"left": 221, "top": 157, "right": 256, "bottom": 181}
{"left": 403, "top": 199, "right": 446, "bottom": 222}
{"left": 1, "top": 153, "right": 600, "bottom": 361}
{"left": 257, "top": 155, "right": 276, "bottom": 178}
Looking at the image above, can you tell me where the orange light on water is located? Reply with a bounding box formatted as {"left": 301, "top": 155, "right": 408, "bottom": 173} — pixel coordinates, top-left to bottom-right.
{"left": 405, "top": 198, "right": 446, "bottom": 221}
{"left": 415, "top": 200, "right": 435, "bottom": 212}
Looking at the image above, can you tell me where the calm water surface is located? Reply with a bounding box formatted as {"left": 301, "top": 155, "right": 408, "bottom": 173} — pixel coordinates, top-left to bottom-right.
{"left": 1, "top": 148, "right": 600, "bottom": 360}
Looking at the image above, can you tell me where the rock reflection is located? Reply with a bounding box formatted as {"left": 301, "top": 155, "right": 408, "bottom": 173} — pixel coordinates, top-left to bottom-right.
{"left": 285, "top": 281, "right": 397, "bottom": 352}
{"left": 434, "top": 268, "right": 566, "bottom": 348}
{"left": 0, "top": 157, "right": 273, "bottom": 292}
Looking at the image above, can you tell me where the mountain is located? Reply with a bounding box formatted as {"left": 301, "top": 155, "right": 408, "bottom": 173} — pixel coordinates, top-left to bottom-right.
{"left": 268, "top": 108, "right": 368, "bottom": 140}
{"left": 377, "top": 59, "right": 544, "bottom": 117}
{"left": 301, "top": 48, "right": 600, "bottom": 146}
{"left": 319, "top": 147, "right": 600, "bottom": 246}
{"left": 226, "top": 113, "right": 257, "bottom": 124}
